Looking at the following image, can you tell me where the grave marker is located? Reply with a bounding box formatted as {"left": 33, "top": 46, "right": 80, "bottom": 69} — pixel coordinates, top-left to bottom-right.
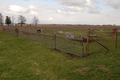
{"left": 58, "top": 31, "right": 63, "bottom": 33}
{"left": 66, "top": 32, "right": 74, "bottom": 38}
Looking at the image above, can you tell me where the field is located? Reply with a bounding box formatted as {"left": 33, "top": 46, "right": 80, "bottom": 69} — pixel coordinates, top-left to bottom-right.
{"left": 0, "top": 31, "right": 120, "bottom": 80}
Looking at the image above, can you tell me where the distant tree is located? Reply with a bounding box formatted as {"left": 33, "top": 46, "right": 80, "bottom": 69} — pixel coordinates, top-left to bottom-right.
{"left": 0, "top": 13, "right": 3, "bottom": 26}
{"left": 11, "top": 16, "right": 15, "bottom": 25}
{"left": 18, "top": 15, "right": 26, "bottom": 26}
{"left": 5, "top": 16, "right": 11, "bottom": 26}
{"left": 32, "top": 16, "right": 39, "bottom": 26}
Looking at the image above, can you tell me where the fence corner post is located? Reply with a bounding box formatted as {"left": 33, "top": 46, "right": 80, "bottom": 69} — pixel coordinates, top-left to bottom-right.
{"left": 54, "top": 30, "right": 56, "bottom": 50}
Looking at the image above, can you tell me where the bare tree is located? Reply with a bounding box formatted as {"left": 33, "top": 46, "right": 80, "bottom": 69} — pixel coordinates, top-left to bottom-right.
{"left": 32, "top": 16, "right": 39, "bottom": 26}
{"left": 18, "top": 15, "right": 26, "bottom": 26}
{"left": 11, "top": 16, "right": 15, "bottom": 25}
{"left": 0, "top": 13, "right": 3, "bottom": 26}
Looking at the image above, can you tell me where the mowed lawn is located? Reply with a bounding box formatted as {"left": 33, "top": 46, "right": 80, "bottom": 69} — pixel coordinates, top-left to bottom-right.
{"left": 0, "top": 31, "right": 120, "bottom": 80}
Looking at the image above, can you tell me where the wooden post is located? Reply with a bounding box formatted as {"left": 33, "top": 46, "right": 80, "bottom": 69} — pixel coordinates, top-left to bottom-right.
{"left": 86, "top": 30, "right": 90, "bottom": 56}
{"left": 54, "top": 30, "right": 56, "bottom": 50}
{"left": 115, "top": 28, "right": 118, "bottom": 49}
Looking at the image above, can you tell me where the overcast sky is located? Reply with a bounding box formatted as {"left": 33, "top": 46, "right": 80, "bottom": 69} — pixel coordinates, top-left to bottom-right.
{"left": 0, "top": 0, "right": 120, "bottom": 25}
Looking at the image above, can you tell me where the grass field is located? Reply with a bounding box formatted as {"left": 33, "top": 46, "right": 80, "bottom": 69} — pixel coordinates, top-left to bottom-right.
{"left": 0, "top": 31, "right": 120, "bottom": 80}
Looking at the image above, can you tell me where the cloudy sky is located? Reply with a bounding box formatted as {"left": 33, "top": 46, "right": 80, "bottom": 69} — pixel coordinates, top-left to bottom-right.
{"left": 0, "top": 0, "right": 120, "bottom": 25}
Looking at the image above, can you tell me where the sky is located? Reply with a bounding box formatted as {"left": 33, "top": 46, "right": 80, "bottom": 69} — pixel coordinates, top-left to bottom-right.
{"left": 0, "top": 0, "right": 120, "bottom": 25}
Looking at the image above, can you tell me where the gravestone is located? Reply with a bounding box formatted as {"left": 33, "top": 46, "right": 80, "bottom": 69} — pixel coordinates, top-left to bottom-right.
{"left": 37, "top": 29, "right": 42, "bottom": 33}
{"left": 58, "top": 31, "right": 63, "bottom": 33}
{"left": 66, "top": 32, "right": 74, "bottom": 38}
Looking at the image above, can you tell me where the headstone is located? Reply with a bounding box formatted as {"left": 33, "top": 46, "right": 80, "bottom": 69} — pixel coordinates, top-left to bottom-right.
{"left": 58, "top": 31, "right": 63, "bottom": 33}
{"left": 100, "top": 29, "right": 103, "bottom": 32}
{"left": 66, "top": 32, "right": 74, "bottom": 38}
{"left": 37, "top": 29, "right": 41, "bottom": 33}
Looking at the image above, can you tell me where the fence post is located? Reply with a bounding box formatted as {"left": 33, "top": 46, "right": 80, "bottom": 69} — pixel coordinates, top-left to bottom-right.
{"left": 54, "top": 30, "right": 56, "bottom": 50}
{"left": 86, "top": 29, "right": 90, "bottom": 56}
{"left": 3, "top": 27, "right": 5, "bottom": 33}
{"left": 115, "top": 28, "right": 118, "bottom": 49}
{"left": 81, "top": 41, "right": 84, "bottom": 56}
{"left": 15, "top": 28, "right": 19, "bottom": 37}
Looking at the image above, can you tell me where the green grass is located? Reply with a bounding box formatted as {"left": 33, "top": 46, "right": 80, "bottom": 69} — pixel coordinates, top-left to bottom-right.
{"left": 0, "top": 31, "right": 120, "bottom": 80}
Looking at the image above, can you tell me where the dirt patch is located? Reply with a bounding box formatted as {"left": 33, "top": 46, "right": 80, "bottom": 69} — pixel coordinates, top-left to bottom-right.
{"left": 73, "top": 67, "right": 91, "bottom": 74}
{"left": 97, "top": 65, "right": 109, "bottom": 71}
{"left": 107, "top": 72, "right": 113, "bottom": 75}
{"left": 36, "top": 69, "right": 40, "bottom": 75}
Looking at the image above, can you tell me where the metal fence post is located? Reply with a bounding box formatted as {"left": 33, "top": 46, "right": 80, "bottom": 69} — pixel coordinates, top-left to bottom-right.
{"left": 86, "top": 29, "right": 90, "bottom": 56}
{"left": 54, "top": 30, "right": 56, "bottom": 50}
{"left": 81, "top": 41, "right": 84, "bottom": 56}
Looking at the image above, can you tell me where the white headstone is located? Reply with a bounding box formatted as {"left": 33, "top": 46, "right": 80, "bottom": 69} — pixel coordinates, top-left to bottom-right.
{"left": 66, "top": 32, "right": 74, "bottom": 38}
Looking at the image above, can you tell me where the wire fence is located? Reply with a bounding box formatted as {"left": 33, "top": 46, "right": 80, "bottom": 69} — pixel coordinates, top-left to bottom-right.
{"left": 87, "top": 30, "right": 120, "bottom": 54}
{"left": 3, "top": 28, "right": 120, "bottom": 57}
{"left": 3, "top": 28, "right": 84, "bottom": 57}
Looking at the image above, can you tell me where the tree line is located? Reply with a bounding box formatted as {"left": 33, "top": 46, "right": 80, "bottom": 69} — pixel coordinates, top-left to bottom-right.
{"left": 0, "top": 13, "right": 39, "bottom": 26}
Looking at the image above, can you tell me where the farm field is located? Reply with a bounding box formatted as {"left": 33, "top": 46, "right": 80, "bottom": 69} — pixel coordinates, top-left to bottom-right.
{"left": 0, "top": 31, "right": 120, "bottom": 80}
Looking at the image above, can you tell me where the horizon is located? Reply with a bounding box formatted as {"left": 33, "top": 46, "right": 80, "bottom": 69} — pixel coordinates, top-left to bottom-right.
{"left": 0, "top": 0, "right": 120, "bottom": 25}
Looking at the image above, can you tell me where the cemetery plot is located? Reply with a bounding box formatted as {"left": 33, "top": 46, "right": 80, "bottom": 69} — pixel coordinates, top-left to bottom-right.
{"left": 4, "top": 28, "right": 120, "bottom": 56}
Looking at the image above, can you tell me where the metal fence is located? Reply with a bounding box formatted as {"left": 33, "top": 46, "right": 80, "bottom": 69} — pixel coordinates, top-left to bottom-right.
{"left": 3, "top": 28, "right": 84, "bottom": 57}
{"left": 86, "top": 30, "right": 120, "bottom": 54}
{"left": 3, "top": 28, "right": 16, "bottom": 37}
